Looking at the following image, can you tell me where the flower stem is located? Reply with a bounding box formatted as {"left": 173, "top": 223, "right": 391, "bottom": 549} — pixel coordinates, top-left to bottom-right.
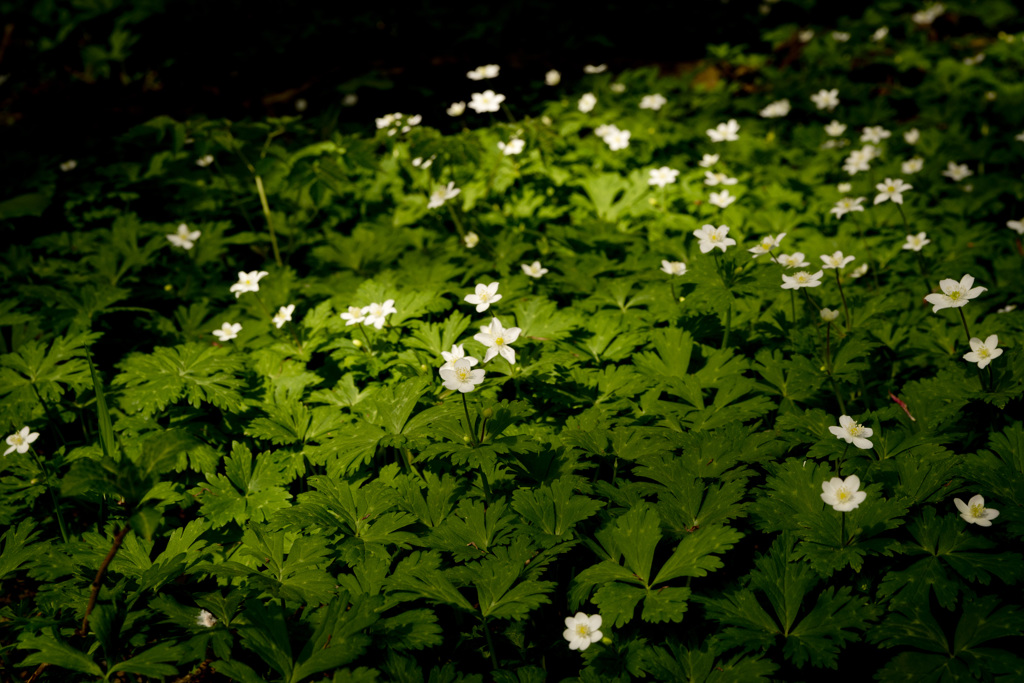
{"left": 722, "top": 299, "right": 732, "bottom": 348}
{"left": 462, "top": 393, "right": 479, "bottom": 447}
{"left": 840, "top": 512, "right": 846, "bottom": 548}
{"left": 446, "top": 203, "right": 467, "bottom": 240}
{"left": 957, "top": 308, "right": 973, "bottom": 345}
{"left": 358, "top": 324, "right": 374, "bottom": 354}
{"left": 481, "top": 614, "right": 500, "bottom": 670}
{"left": 29, "top": 448, "right": 68, "bottom": 544}
{"left": 789, "top": 290, "right": 797, "bottom": 324}
{"left": 835, "top": 270, "right": 851, "bottom": 332}
{"left": 896, "top": 203, "right": 910, "bottom": 232}
{"left": 825, "top": 322, "right": 833, "bottom": 374}
{"left": 254, "top": 175, "right": 283, "bottom": 267}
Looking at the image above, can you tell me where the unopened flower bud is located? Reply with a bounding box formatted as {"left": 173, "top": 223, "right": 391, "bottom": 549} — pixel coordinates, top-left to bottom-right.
{"left": 482, "top": 407, "right": 493, "bottom": 419}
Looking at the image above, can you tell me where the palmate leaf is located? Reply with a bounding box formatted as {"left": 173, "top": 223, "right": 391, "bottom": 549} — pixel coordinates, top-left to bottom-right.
{"left": 698, "top": 535, "right": 879, "bottom": 669}
{"left": 17, "top": 633, "right": 103, "bottom": 677}
{"left": 870, "top": 593, "right": 1024, "bottom": 682}
{"left": 635, "top": 453, "right": 750, "bottom": 533}
{"left": 511, "top": 477, "right": 603, "bottom": 544}
{"left": 0, "top": 330, "right": 101, "bottom": 424}
{"left": 639, "top": 640, "right": 778, "bottom": 683}
{"left": 426, "top": 498, "right": 516, "bottom": 559}
{"left": 385, "top": 550, "right": 475, "bottom": 612}
{"left": 197, "top": 442, "right": 292, "bottom": 528}
{"left": 450, "top": 539, "right": 555, "bottom": 620}
{"left": 571, "top": 505, "right": 740, "bottom": 627}
{"left": 0, "top": 519, "right": 44, "bottom": 584}
{"left": 113, "top": 342, "right": 246, "bottom": 417}
{"left": 876, "top": 506, "right": 1024, "bottom": 611}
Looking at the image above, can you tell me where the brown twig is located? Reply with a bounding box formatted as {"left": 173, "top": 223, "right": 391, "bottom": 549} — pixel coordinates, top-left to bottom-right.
{"left": 77, "top": 525, "right": 130, "bottom": 637}
{"left": 26, "top": 663, "right": 48, "bottom": 683}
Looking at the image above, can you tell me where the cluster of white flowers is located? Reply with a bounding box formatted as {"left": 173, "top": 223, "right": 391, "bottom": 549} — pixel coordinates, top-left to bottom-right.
{"left": 594, "top": 124, "right": 630, "bottom": 150}
{"left": 466, "top": 64, "right": 499, "bottom": 81}
{"left": 375, "top": 112, "right": 422, "bottom": 136}
{"left": 340, "top": 300, "right": 396, "bottom": 330}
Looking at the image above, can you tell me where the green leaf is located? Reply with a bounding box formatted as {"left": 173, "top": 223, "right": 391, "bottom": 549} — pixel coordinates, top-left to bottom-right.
{"left": 385, "top": 550, "right": 475, "bottom": 612}
{"left": 511, "top": 477, "right": 603, "bottom": 543}
{"left": 652, "top": 526, "right": 744, "bottom": 584}
{"left": 109, "top": 641, "right": 183, "bottom": 678}
{"left": 114, "top": 342, "right": 245, "bottom": 417}
{"left": 17, "top": 634, "right": 103, "bottom": 676}
{"left": 640, "top": 640, "right": 778, "bottom": 683}
{"left": 198, "top": 442, "right": 292, "bottom": 528}
{"left": 0, "top": 519, "right": 43, "bottom": 584}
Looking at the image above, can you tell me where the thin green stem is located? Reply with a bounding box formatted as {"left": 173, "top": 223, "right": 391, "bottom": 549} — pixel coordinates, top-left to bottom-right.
{"left": 358, "top": 324, "right": 374, "bottom": 354}
{"left": 835, "top": 270, "right": 851, "bottom": 332}
{"left": 446, "top": 203, "right": 467, "bottom": 240}
{"left": 789, "top": 290, "right": 797, "bottom": 324}
{"left": 254, "top": 175, "right": 283, "bottom": 267}
{"left": 481, "top": 614, "right": 500, "bottom": 670}
{"left": 957, "top": 308, "right": 973, "bottom": 345}
{"left": 825, "top": 322, "right": 833, "bottom": 374}
{"left": 461, "top": 393, "right": 479, "bottom": 448}
{"left": 722, "top": 299, "right": 732, "bottom": 348}
{"left": 830, "top": 376, "right": 848, "bottom": 415}
{"left": 840, "top": 512, "right": 846, "bottom": 548}
{"left": 29, "top": 448, "right": 69, "bottom": 544}
{"left": 895, "top": 203, "right": 910, "bottom": 233}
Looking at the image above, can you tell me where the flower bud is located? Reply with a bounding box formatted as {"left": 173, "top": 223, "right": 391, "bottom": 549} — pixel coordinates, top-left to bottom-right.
{"left": 353, "top": 339, "right": 362, "bottom": 347}
{"left": 482, "top": 407, "right": 493, "bottom": 419}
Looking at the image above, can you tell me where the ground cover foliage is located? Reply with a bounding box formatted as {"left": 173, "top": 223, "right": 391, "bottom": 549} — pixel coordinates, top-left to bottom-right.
{"left": 2, "top": 1, "right": 1024, "bottom": 681}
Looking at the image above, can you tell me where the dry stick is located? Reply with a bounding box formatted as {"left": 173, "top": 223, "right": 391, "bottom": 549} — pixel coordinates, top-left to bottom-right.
{"left": 78, "top": 524, "right": 130, "bottom": 637}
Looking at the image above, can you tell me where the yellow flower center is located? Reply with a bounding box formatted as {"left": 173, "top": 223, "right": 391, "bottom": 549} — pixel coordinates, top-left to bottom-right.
{"left": 978, "top": 347, "right": 990, "bottom": 358}
{"left": 949, "top": 291, "right": 961, "bottom": 300}
{"left": 887, "top": 185, "right": 896, "bottom": 192}
{"left": 797, "top": 274, "right": 808, "bottom": 282}
{"left": 835, "top": 488, "right": 850, "bottom": 502}
{"left": 455, "top": 368, "right": 470, "bottom": 381}
{"left": 11, "top": 435, "right": 24, "bottom": 446}
{"left": 710, "top": 234, "right": 720, "bottom": 242}
{"left": 970, "top": 503, "right": 985, "bottom": 517}
{"left": 496, "top": 337, "right": 505, "bottom": 346}
{"left": 576, "top": 624, "right": 590, "bottom": 637}
{"left": 849, "top": 424, "right": 863, "bottom": 436}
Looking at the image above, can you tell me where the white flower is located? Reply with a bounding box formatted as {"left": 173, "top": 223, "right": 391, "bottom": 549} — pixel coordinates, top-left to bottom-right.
{"left": 849, "top": 263, "right": 869, "bottom": 279}
{"left": 439, "top": 357, "right": 486, "bottom": 393}
{"left": 963, "top": 54, "right": 985, "bottom": 66}
{"left": 59, "top": 160, "right": 77, "bottom": 172}
{"left": 824, "top": 120, "right": 847, "bottom": 136}
{"left": 707, "top": 119, "right": 740, "bottom": 142}
{"left": 340, "top": 305, "right": 365, "bottom": 326}
{"left": 468, "top": 90, "right": 506, "bottom": 114}
{"left": 583, "top": 64, "right": 607, "bottom": 74}
{"left": 4, "top": 427, "right": 39, "bottom": 456}
{"left": 428, "top": 182, "right": 461, "bottom": 209}
{"left": 272, "top": 304, "right": 295, "bottom": 329}
{"left": 648, "top": 167, "right": 679, "bottom": 188}
{"left": 294, "top": 98, "right": 307, "bottom": 113}
{"left": 821, "top": 251, "right": 855, "bottom": 270}
{"left": 871, "top": 26, "right": 889, "bottom": 41}
{"left": 1007, "top": 219, "right": 1024, "bottom": 235}
{"left": 376, "top": 113, "right": 397, "bottom": 129}
{"left": 778, "top": 252, "right": 810, "bottom": 268}
{"left": 901, "top": 157, "right": 924, "bottom": 174}
{"left": 498, "top": 138, "right": 525, "bottom": 156}
{"left": 212, "top": 322, "right": 242, "bottom": 342}
{"left": 748, "top": 232, "right": 786, "bottom": 256}
{"left": 874, "top": 178, "right": 912, "bottom": 205}
{"left": 362, "top": 300, "right": 396, "bottom": 330}
{"left": 924, "top": 274, "right": 987, "bottom": 312}
{"left": 474, "top": 317, "right": 522, "bottom": 364}
{"left": 693, "top": 225, "right": 736, "bottom": 253}
{"left": 997, "top": 304, "right": 1017, "bottom": 314}
{"left": 465, "top": 282, "right": 502, "bottom": 312}
{"left": 639, "top": 94, "right": 667, "bottom": 111}
{"left": 837, "top": 182, "right": 852, "bottom": 193}
{"left": 842, "top": 149, "right": 872, "bottom": 176}
{"left": 545, "top": 69, "right": 561, "bottom": 86}
{"left": 942, "top": 161, "right": 973, "bottom": 182}
{"left": 230, "top": 271, "right": 268, "bottom": 298}
{"left": 522, "top": 261, "right": 548, "bottom": 278}
{"left": 703, "top": 171, "right": 738, "bottom": 186}
{"left": 912, "top": 3, "right": 945, "bottom": 26}
{"left": 196, "top": 609, "right": 218, "bottom": 628}
{"left": 578, "top": 93, "right": 597, "bottom": 113}
{"left": 821, "top": 475, "right": 868, "bottom": 512}
{"left": 831, "top": 31, "right": 851, "bottom": 42}
{"left": 759, "top": 99, "right": 791, "bottom": 118}
{"left": 963, "top": 335, "right": 1003, "bottom": 369}
{"left": 798, "top": 29, "right": 815, "bottom": 43}
{"left": 830, "top": 197, "right": 866, "bottom": 219}
{"left": 447, "top": 101, "right": 466, "bottom": 117}
{"left": 1015, "top": 131, "right": 1024, "bottom": 143}
{"left": 708, "top": 190, "right": 737, "bottom": 209}
{"left": 604, "top": 128, "right": 631, "bottom": 151}
{"left": 829, "top": 415, "right": 874, "bottom": 450}
{"left": 467, "top": 64, "right": 500, "bottom": 80}
{"left": 441, "top": 344, "right": 478, "bottom": 370}
{"left": 167, "top": 223, "right": 201, "bottom": 250}
{"left": 195, "top": 154, "right": 214, "bottom": 168}
{"left": 563, "top": 612, "right": 603, "bottom": 652}
{"left": 904, "top": 128, "right": 921, "bottom": 145}
{"left": 342, "top": 94, "right": 358, "bottom": 107}
{"left": 811, "top": 89, "right": 840, "bottom": 111}
{"left": 593, "top": 123, "right": 618, "bottom": 139}
{"left": 610, "top": 82, "right": 626, "bottom": 93}
{"left": 902, "top": 232, "right": 931, "bottom": 252}
{"left": 698, "top": 154, "right": 719, "bottom": 168}
{"left": 860, "top": 126, "right": 891, "bottom": 144}
{"left": 781, "top": 270, "right": 824, "bottom": 290}
{"left": 464, "top": 232, "right": 480, "bottom": 249}
{"left": 660, "top": 260, "right": 687, "bottom": 276}
{"left": 955, "top": 495, "right": 999, "bottom": 527}
{"left": 821, "top": 308, "right": 840, "bottom": 322}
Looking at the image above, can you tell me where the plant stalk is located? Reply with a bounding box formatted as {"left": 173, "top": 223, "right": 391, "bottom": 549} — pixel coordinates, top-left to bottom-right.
{"left": 254, "top": 175, "right": 283, "bottom": 267}
{"left": 78, "top": 524, "right": 130, "bottom": 637}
